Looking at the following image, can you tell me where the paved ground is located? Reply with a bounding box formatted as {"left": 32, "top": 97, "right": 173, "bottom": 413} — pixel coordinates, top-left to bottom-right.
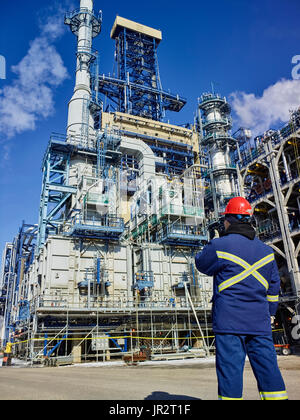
{"left": 0, "top": 355, "right": 299, "bottom": 401}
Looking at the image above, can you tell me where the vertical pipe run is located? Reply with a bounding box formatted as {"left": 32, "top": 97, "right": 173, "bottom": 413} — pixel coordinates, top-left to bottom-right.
{"left": 96, "top": 257, "right": 101, "bottom": 284}
{"left": 66, "top": 0, "right": 101, "bottom": 141}
{"left": 282, "top": 150, "right": 292, "bottom": 181}
{"left": 44, "top": 333, "right": 48, "bottom": 357}
{"left": 88, "top": 276, "right": 91, "bottom": 308}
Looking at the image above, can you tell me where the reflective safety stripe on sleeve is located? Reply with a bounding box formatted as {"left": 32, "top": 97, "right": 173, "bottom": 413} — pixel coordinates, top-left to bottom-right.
{"left": 259, "top": 390, "right": 288, "bottom": 400}
{"left": 216, "top": 251, "right": 274, "bottom": 292}
{"left": 267, "top": 294, "right": 279, "bottom": 302}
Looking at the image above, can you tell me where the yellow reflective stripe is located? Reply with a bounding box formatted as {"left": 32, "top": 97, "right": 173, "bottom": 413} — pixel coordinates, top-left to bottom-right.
{"left": 218, "top": 253, "right": 272, "bottom": 292}
{"left": 260, "top": 390, "right": 288, "bottom": 400}
{"left": 218, "top": 395, "right": 243, "bottom": 400}
{"left": 251, "top": 253, "right": 274, "bottom": 270}
{"left": 245, "top": 255, "right": 273, "bottom": 290}
{"left": 251, "top": 270, "right": 269, "bottom": 290}
{"left": 216, "top": 251, "right": 252, "bottom": 292}
{"left": 216, "top": 251, "right": 249, "bottom": 269}
{"left": 218, "top": 267, "right": 252, "bottom": 292}
{"left": 216, "top": 252, "right": 274, "bottom": 292}
{"left": 267, "top": 295, "right": 279, "bottom": 302}
{"left": 250, "top": 254, "right": 274, "bottom": 290}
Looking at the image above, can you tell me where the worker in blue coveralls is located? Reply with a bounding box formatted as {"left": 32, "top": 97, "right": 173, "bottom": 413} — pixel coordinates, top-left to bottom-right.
{"left": 195, "top": 196, "right": 288, "bottom": 400}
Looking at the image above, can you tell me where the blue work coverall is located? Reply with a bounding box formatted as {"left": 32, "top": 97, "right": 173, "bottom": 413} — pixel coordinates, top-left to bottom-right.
{"left": 195, "top": 222, "right": 288, "bottom": 400}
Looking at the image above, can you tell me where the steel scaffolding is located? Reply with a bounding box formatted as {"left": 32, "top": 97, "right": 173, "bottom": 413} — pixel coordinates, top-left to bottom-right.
{"left": 94, "top": 16, "right": 186, "bottom": 121}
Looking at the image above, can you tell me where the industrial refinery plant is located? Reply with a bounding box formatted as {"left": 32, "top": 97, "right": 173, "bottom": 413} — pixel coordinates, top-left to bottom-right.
{"left": 0, "top": 0, "right": 299, "bottom": 365}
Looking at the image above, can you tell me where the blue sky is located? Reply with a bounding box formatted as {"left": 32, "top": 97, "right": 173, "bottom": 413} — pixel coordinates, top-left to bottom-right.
{"left": 0, "top": 0, "right": 300, "bottom": 254}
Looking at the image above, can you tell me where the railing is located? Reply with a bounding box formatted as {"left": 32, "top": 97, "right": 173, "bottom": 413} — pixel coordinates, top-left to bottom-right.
{"left": 202, "top": 117, "right": 232, "bottom": 129}
{"left": 160, "top": 204, "right": 204, "bottom": 218}
{"left": 208, "top": 164, "right": 237, "bottom": 173}
{"left": 157, "top": 223, "right": 207, "bottom": 247}
{"left": 238, "top": 115, "right": 300, "bottom": 169}
{"left": 72, "top": 214, "right": 124, "bottom": 228}
{"left": 258, "top": 221, "right": 300, "bottom": 243}
{"left": 205, "top": 187, "right": 236, "bottom": 200}
{"left": 280, "top": 173, "right": 300, "bottom": 187}
{"left": 84, "top": 192, "right": 110, "bottom": 205}
{"left": 97, "top": 74, "right": 187, "bottom": 104}
{"left": 31, "top": 294, "right": 212, "bottom": 312}
{"left": 65, "top": 214, "right": 125, "bottom": 239}
{"left": 158, "top": 223, "right": 206, "bottom": 237}
{"left": 248, "top": 188, "right": 273, "bottom": 203}
{"left": 199, "top": 93, "right": 224, "bottom": 105}
{"left": 133, "top": 272, "right": 154, "bottom": 290}
{"left": 238, "top": 145, "right": 265, "bottom": 168}
{"left": 247, "top": 174, "right": 300, "bottom": 204}
{"left": 202, "top": 132, "right": 236, "bottom": 144}
{"left": 64, "top": 8, "right": 102, "bottom": 22}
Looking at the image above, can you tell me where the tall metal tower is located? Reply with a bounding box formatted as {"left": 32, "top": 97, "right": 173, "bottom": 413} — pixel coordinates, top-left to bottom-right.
{"left": 36, "top": 0, "right": 103, "bottom": 251}
{"left": 64, "top": 0, "right": 102, "bottom": 146}
{"left": 96, "top": 16, "right": 186, "bottom": 121}
{"left": 199, "top": 93, "right": 239, "bottom": 218}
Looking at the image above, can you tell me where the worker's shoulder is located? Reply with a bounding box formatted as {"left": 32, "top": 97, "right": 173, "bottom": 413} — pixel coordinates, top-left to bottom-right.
{"left": 254, "top": 236, "right": 274, "bottom": 254}
{"left": 200, "top": 237, "right": 220, "bottom": 250}
{"left": 211, "top": 234, "right": 237, "bottom": 244}
{"left": 211, "top": 234, "right": 247, "bottom": 251}
{"left": 209, "top": 236, "right": 229, "bottom": 247}
{"left": 212, "top": 234, "right": 273, "bottom": 252}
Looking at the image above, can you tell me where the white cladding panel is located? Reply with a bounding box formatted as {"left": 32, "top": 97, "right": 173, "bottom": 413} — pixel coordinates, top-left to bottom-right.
{"left": 51, "top": 255, "right": 69, "bottom": 271}
{"left": 29, "top": 234, "right": 214, "bottom": 303}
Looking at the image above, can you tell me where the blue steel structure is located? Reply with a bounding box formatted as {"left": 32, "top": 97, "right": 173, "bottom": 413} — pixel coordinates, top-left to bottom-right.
{"left": 66, "top": 214, "right": 124, "bottom": 240}
{"left": 158, "top": 223, "right": 207, "bottom": 248}
{"left": 119, "top": 130, "right": 195, "bottom": 177}
{"left": 36, "top": 131, "right": 123, "bottom": 251}
{"left": 0, "top": 245, "right": 13, "bottom": 314}
{"left": 94, "top": 20, "right": 186, "bottom": 121}
{"left": 96, "top": 128, "right": 121, "bottom": 177}
{"left": 1, "top": 222, "right": 37, "bottom": 345}
{"left": 37, "top": 137, "right": 76, "bottom": 251}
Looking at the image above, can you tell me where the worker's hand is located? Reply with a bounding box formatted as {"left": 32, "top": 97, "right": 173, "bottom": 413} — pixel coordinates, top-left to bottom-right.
{"left": 271, "top": 316, "right": 275, "bottom": 328}
{"left": 214, "top": 229, "right": 220, "bottom": 239}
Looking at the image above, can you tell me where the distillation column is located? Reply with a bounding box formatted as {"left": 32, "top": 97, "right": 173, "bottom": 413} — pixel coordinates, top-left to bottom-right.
{"left": 199, "top": 93, "right": 239, "bottom": 217}
{"left": 65, "top": 0, "right": 102, "bottom": 146}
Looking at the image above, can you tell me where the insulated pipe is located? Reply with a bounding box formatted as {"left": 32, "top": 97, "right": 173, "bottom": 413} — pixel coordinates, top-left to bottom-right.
{"left": 282, "top": 150, "right": 292, "bottom": 181}
{"left": 126, "top": 245, "right": 133, "bottom": 299}
{"left": 119, "top": 137, "right": 156, "bottom": 185}
{"left": 142, "top": 248, "right": 148, "bottom": 273}
{"left": 96, "top": 258, "right": 101, "bottom": 284}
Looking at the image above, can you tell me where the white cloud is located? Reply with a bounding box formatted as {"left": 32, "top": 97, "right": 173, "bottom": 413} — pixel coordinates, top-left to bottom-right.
{"left": 0, "top": 11, "right": 68, "bottom": 144}
{"left": 230, "top": 78, "right": 300, "bottom": 137}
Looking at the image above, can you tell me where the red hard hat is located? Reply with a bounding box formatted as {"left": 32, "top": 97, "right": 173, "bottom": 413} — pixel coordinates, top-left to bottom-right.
{"left": 222, "top": 196, "right": 252, "bottom": 216}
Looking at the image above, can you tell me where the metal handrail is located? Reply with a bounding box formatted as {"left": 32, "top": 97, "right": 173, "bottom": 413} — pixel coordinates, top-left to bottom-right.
{"left": 35, "top": 294, "right": 212, "bottom": 311}
{"left": 65, "top": 8, "right": 102, "bottom": 22}
{"left": 32, "top": 325, "right": 68, "bottom": 361}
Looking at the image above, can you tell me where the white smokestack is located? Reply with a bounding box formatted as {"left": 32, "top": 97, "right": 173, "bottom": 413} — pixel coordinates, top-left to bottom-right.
{"left": 80, "top": 0, "right": 93, "bottom": 10}
{"left": 66, "top": 0, "right": 99, "bottom": 146}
